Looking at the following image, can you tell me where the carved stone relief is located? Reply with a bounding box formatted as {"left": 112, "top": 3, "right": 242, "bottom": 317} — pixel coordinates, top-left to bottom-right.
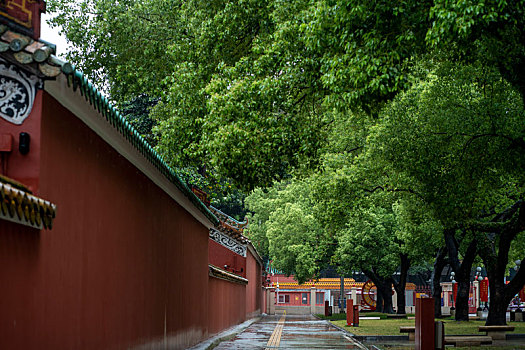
{"left": 0, "top": 58, "right": 42, "bottom": 125}
{"left": 209, "top": 228, "right": 247, "bottom": 257}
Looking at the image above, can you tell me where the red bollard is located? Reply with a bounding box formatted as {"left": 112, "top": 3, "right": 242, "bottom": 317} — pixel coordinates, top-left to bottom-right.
{"left": 346, "top": 299, "right": 354, "bottom": 326}
{"left": 415, "top": 297, "right": 435, "bottom": 350}
{"left": 353, "top": 305, "right": 359, "bottom": 327}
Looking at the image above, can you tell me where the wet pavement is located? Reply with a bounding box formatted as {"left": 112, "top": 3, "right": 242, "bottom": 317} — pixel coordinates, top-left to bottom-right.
{"left": 213, "top": 314, "right": 367, "bottom": 349}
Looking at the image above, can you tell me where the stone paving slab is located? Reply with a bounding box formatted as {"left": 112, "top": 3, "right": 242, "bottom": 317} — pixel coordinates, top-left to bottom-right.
{"left": 212, "top": 314, "right": 367, "bottom": 349}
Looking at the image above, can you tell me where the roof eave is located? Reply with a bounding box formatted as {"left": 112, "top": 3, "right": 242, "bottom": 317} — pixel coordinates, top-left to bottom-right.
{"left": 44, "top": 73, "right": 219, "bottom": 229}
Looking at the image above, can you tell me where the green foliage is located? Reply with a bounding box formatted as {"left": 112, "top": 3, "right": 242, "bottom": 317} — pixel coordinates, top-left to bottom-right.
{"left": 177, "top": 167, "right": 246, "bottom": 220}
{"left": 427, "top": 0, "right": 525, "bottom": 100}
{"left": 48, "top": 0, "right": 525, "bottom": 192}
{"left": 304, "top": 0, "right": 431, "bottom": 113}
{"left": 246, "top": 179, "right": 334, "bottom": 283}
{"left": 336, "top": 203, "right": 399, "bottom": 278}
{"left": 47, "top": 0, "right": 181, "bottom": 101}
{"left": 48, "top": 0, "right": 525, "bottom": 301}
{"left": 120, "top": 94, "right": 159, "bottom": 146}
{"left": 368, "top": 62, "right": 525, "bottom": 227}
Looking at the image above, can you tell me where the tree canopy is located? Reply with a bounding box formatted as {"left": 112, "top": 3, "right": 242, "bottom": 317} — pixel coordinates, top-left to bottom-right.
{"left": 48, "top": 0, "right": 525, "bottom": 323}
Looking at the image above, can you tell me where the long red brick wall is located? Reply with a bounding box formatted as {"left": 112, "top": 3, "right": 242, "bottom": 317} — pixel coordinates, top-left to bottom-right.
{"left": 207, "top": 277, "right": 246, "bottom": 334}
{"left": 245, "top": 249, "right": 262, "bottom": 317}
{"left": 0, "top": 91, "right": 210, "bottom": 349}
{"left": 0, "top": 90, "right": 265, "bottom": 349}
{"left": 209, "top": 239, "right": 246, "bottom": 278}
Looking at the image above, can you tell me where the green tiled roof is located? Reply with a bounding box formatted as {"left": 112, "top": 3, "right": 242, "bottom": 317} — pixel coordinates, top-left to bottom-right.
{"left": 64, "top": 70, "right": 219, "bottom": 226}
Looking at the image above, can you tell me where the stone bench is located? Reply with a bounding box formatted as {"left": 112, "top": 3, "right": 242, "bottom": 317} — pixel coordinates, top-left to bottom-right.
{"left": 445, "top": 336, "right": 492, "bottom": 347}
{"left": 399, "top": 326, "right": 415, "bottom": 341}
{"left": 478, "top": 325, "right": 515, "bottom": 340}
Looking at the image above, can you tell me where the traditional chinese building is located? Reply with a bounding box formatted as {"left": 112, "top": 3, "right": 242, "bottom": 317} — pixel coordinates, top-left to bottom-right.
{"left": 266, "top": 273, "right": 419, "bottom": 314}
{"left": 0, "top": 2, "right": 264, "bottom": 349}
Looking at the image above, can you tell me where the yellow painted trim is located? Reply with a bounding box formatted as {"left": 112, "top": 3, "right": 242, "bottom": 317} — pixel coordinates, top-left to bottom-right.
{"left": 265, "top": 311, "right": 286, "bottom": 349}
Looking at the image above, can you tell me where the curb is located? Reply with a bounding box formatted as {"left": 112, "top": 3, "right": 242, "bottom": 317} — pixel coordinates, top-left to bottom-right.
{"left": 324, "top": 321, "right": 409, "bottom": 342}
{"left": 188, "top": 317, "right": 261, "bottom": 350}
{"left": 322, "top": 319, "right": 370, "bottom": 349}
{"left": 354, "top": 335, "right": 408, "bottom": 341}
{"left": 325, "top": 320, "right": 357, "bottom": 337}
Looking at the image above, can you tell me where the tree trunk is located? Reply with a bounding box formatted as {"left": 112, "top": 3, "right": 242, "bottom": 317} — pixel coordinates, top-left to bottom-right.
{"left": 455, "top": 279, "right": 471, "bottom": 321}
{"left": 431, "top": 247, "right": 448, "bottom": 318}
{"left": 478, "top": 200, "right": 525, "bottom": 325}
{"left": 481, "top": 238, "right": 512, "bottom": 325}
{"left": 483, "top": 263, "right": 525, "bottom": 325}
{"left": 376, "top": 291, "right": 384, "bottom": 313}
{"left": 444, "top": 229, "right": 477, "bottom": 321}
{"left": 392, "top": 253, "right": 410, "bottom": 314}
{"left": 375, "top": 280, "right": 394, "bottom": 314}
{"left": 485, "top": 277, "right": 511, "bottom": 325}
{"left": 363, "top": 269, "right": 394, "bottom": 314}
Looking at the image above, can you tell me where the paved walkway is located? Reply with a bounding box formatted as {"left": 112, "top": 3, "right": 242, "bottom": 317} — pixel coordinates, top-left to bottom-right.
{"left": 211, "top": 314, "right": 367, "bottom": 349}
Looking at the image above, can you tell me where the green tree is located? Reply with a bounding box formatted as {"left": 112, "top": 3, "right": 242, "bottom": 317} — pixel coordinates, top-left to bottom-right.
{"left": 48, "top": 0, "right": 525, "bottom": 324}
{"left": 369, "top": 62, "right": 525, "bottom": 324}
{"left": 48, "top": 0, "right": 525, "bottom": 191}
{"left": 120, "top": 94, "right": 159, "bottom": 146}
{"left": 245, "top": 179, "right": 333, "bottom": 283}
{"left": 428, "top": 0, "right": 525, "bottom": 105}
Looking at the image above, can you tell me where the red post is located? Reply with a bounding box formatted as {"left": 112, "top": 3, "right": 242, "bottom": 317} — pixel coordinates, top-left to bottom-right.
{"left": 415, "top": 297, "right": 435, "bottom": 350}
{"left": 353, "top": 305, "right": 359, "bottom": 326}
{"left": 325, "top": 300, "right": 330, "bottom": 316}
{"left": 346, "top": 299, "right": 354, "bottom": 326}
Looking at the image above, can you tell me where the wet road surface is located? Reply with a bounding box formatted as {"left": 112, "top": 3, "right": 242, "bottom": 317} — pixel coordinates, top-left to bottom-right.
{"left": 213, "top": 314, "right": 367, "bottom": 349}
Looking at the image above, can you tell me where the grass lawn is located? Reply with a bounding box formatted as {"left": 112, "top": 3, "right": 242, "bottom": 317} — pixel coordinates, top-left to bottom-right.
{"left": 317, "top": 312, "right": 415, "bottom": 321}
{"left": 331, "top": 318, "right": 525, "bottom": 336}
{"left": 379, "top": 346, "right": 525, "bottom": 350}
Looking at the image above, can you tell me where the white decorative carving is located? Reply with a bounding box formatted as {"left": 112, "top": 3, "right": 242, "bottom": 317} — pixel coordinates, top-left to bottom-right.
{"left": 209, "top": 228, "right": 247, "bottom": 257}
{"left": 0, "top": 59, "right": 42, "bottom": 125}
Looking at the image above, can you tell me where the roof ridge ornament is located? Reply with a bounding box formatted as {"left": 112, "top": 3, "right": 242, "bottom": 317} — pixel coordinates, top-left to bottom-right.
{"left": 0, "top": 57, "right": 42, "bottom": 124}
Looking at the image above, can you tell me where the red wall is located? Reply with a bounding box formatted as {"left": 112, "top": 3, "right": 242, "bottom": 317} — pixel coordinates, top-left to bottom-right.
{"left": 1, "top": 89, "right": 266, "bottom": 348}
{"left": 207, "top": 244, "right": 264, "bottom": 334}
{"left": 269, "top": 274, "right": 301, "bottom": 284}
{"left": 208, "top": 239, "right": 246, "bottom": 278}
{"left": 245, "top": 249, "right": 262, "bottom": 317}
{"left": 207, "top": 277, "right": 246, "bottom": 334}
{"left": 0, "top": 92, "right": 211, "bottom": 349}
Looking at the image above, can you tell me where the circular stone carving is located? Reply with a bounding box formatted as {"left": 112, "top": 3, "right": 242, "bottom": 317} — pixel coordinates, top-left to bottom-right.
{"left": 0, "top": 59, "right": 42, "bottom": 125}
{"left": 361, "top": 279, "right": 377, "bottom": 310}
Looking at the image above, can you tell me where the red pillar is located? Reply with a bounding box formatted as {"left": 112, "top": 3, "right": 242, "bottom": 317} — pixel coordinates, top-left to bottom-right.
{"left": 353, "top": 305, "right": 359, "bottom": 326}
{"left": 346, "top": 299, "right": 354, "bottom": 326}
{"left": 415, "top": 297, "right": 435, "bottom": 350}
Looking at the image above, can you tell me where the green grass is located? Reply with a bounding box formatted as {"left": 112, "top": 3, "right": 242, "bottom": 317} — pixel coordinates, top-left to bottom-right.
{"left": 381, "top": 346, "right": 525, "bottom": 350}
{"left": 315, "top": 313, "right": 348, "bottom": 321}
{"left": 316, "top": 312, "right": 415, "bottom": 321}
{"left": 331, "top": 318, "right": 525, "bottom": 336}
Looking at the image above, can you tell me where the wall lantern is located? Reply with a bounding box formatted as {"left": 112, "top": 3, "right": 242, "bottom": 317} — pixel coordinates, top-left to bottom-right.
{"left": 19, "top": 132, "right": 30, "bottom": 155}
